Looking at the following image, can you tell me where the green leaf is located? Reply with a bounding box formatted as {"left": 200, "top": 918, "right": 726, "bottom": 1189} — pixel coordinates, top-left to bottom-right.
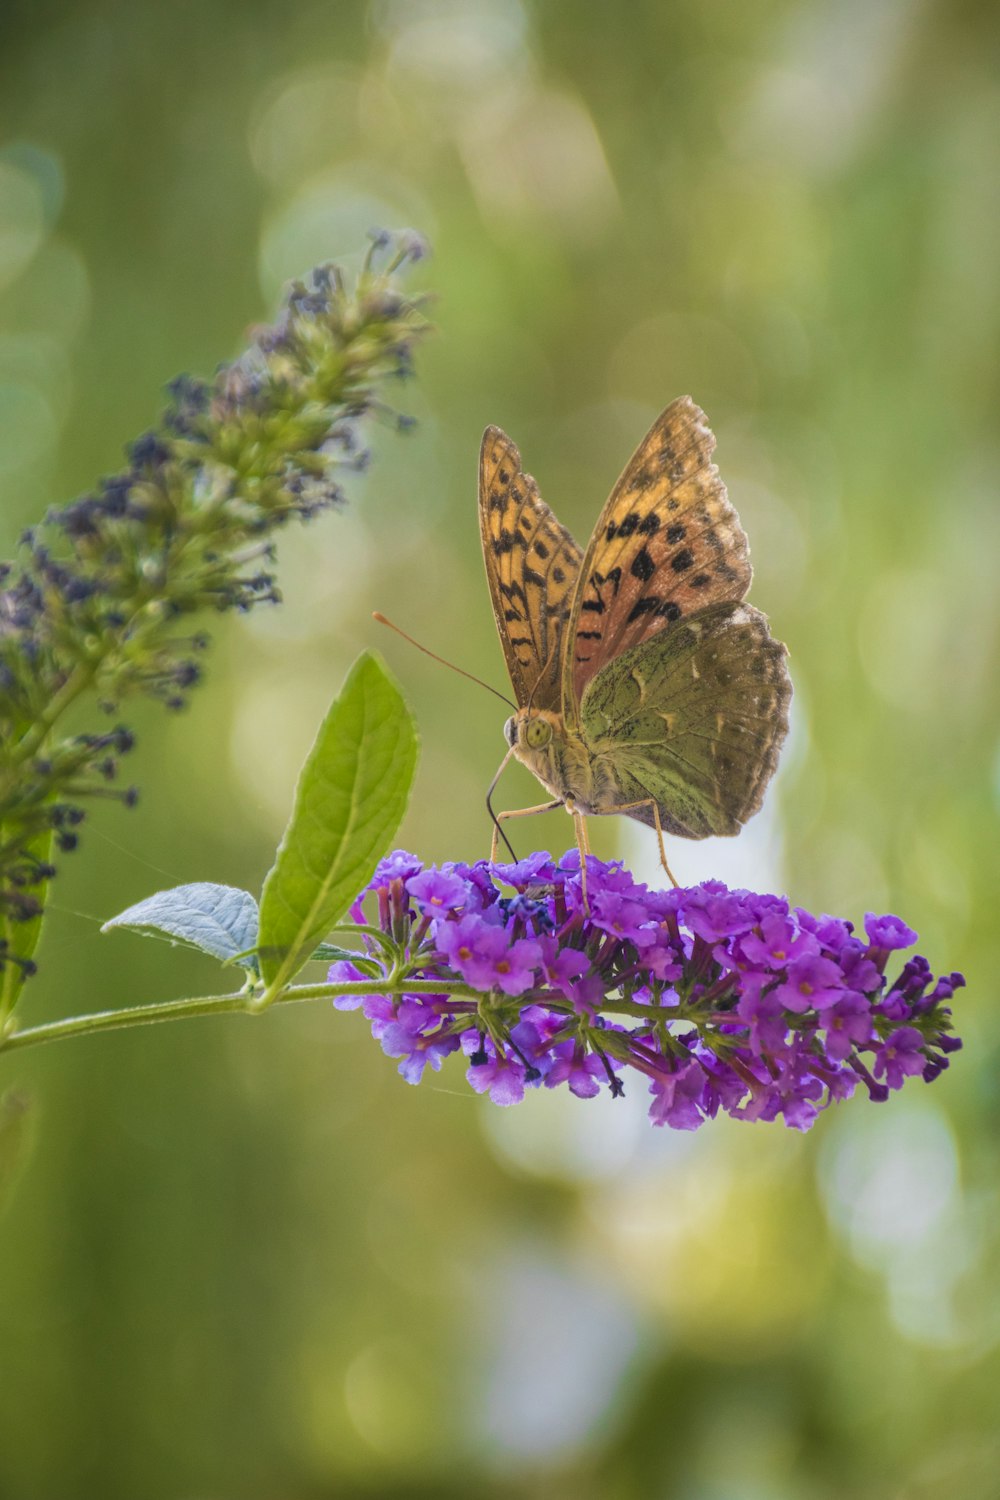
{"left": 0, "top": 1089, "right": 33, "bottom": 1218}
{"left": 312, "top": 942, "right": 381, "bottom": 976}
{"left": 257, "top": 651, "right": 418, "bottom": 996}
{"left": 101, "top": 883, "right": 260, "bottom": 970}
{"left": 0, "top": 825, "right": 53, "bottom": 1019}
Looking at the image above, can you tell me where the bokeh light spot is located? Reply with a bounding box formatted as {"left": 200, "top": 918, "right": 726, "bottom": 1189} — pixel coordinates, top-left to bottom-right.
{"left": 249, "top": 64, "right": 363, "bottom": 187}
{"left": 258, "top": 172, "right": 434, "bottom": 300}
{"left": 591, "top": 1130, "right": 829, "bottom": 1357}
{"left": 377, "top": 0, "right": 529, "bottom": 91}
{"left": 460, "top": 88, "right": 618, "bottom": 242}
{"left": 0, "top": 239, "right": 91, "bottom": 345}
{"left": 0, "top": 159, "right": 48, "bottom": 293}
{"left": 469, "top": 1247, "right": 641, "bottom": 1464}
{"left": 608, "top": 311, "right": 759, "bottom": 419}
{"left": 0, "top": 381, "right": 58, "bottom": 476}
{"left": 818, "top": 1098, "right": 958, "bottom": 1264}
{"left": 481, "top": 1080, "right": 645, "bottom": 1184}
{"left": 343, "top": 1339, "right": 436, "bottom": 1459}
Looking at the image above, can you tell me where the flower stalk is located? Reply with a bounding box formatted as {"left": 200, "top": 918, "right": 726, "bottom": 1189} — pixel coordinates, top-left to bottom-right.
{"left": 0, "top": 974, "right": 479, "bottom": 1055}
{"left": 0, "top": 230, "right": 431, "bottom": 1003}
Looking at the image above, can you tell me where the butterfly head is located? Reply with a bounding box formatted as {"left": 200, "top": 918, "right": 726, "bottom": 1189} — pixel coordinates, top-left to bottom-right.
{"left": 503, "top": 708, "right": 579, "bottom": 805}
{"left": 504, "top": 710, "right": 554, "bottom": 751}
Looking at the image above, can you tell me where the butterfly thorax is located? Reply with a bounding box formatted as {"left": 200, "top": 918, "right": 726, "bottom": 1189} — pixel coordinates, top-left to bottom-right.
{"left": 505, "top": 709, "right": 612, "bottom": 813}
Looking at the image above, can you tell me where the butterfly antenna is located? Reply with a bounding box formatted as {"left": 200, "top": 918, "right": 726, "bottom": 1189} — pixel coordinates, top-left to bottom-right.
{"left": 373, "top": 613, "right": 517, "bottom": 710}
{"left": 486, "top": 746, "right": 518, "bottom": 862}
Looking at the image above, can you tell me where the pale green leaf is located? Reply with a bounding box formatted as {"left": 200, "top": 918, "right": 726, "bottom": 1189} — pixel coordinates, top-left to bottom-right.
{"left": 312, "top": 942, "right": 381, "bottom": 976}
{"left": 101, "top": 882, "right": 260, "bottom": 970}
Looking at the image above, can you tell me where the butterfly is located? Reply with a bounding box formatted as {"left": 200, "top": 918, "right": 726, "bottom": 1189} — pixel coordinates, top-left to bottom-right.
{"left": 480, "top": 395, "right": 792, "bottom": 885}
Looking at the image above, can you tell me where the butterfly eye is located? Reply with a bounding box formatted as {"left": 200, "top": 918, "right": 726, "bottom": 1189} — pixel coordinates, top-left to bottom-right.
{"left": 525, "top": 717, "right": 552, "bottom": 749}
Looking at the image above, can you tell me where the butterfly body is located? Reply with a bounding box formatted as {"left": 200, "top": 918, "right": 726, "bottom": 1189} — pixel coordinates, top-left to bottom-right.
{"left": 504, "top": 708, "right": 617, "bottom": 817}
{"left": 481, "top": 398, "right": 791, "bottom": 868}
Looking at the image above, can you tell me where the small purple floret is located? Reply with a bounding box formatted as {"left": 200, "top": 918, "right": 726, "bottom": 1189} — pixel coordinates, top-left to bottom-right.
{"left": 873, "top": 1025, "right": 927, "bottom": 1089}
{"left": 328, "top": 851, "right": 964, "bottom": 1132}
{"left": 648, "top": 1060, "right": 708, "bottom": 1131}
{"left": 772, "top": 953, "right": 845, "bottom": 1014}
{"left": 406, "top": 867, "right": 470, "bottom": 914}
{"left": 865, "top": 913, "right": 919, "bottom": 950}
{"left": 824, "top": 993, "right": 874, "bottom": 1061}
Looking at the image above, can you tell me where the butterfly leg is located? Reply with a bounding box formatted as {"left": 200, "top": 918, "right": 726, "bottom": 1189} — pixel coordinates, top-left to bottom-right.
{"left": 613, "top": 799, "right": 680, "bottom": 888}
{"left": 490, "top": 800, "right": 563, "bottom": 863}
{"left": 564, "top": 799, "right": 592, "bottom": 912}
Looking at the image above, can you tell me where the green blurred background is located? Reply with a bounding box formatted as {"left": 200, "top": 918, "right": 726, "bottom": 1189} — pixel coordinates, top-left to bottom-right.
{"left": 1, "top": 1, "right": 998, "bottom": 1495}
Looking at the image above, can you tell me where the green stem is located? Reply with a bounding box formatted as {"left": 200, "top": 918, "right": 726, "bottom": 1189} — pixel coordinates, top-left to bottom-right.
{"left": 601, "top": 996, "right": 684, "bottom": 1022}
{"left": 0, "top": 977, "right": 482, "bottom": 1056}
{"left": 7, "top": 662, "right": 96, "bottom": 770}
{"left": 7, "top": 540, "right": 200, "bottom": 780}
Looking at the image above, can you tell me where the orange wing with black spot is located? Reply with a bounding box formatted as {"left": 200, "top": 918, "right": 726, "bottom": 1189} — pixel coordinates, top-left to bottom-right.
{"left": 561, "top": 397, "right": 751, "bottom": 725}
{"left": 479, "top": 424, "right": 583, "bottom": 712}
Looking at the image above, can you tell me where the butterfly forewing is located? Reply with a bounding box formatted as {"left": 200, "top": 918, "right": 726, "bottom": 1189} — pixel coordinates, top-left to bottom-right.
{"left": 562, "top": 397, "right": 751, "bottom": 723}
{"left": 480, "top": 425, "right": 582, "bottom": 711}
{"left": 579, "top": 602, "right": 791, "bottom": 838}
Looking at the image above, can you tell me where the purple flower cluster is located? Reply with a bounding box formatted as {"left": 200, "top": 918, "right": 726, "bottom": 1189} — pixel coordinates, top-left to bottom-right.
{"left": 330, "top": 851, "right": 964, "bottom": 1132}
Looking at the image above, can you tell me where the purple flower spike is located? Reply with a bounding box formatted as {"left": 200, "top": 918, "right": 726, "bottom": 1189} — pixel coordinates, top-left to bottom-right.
{"left": 330, "top": 850, "right": 964, "bottom": 1133}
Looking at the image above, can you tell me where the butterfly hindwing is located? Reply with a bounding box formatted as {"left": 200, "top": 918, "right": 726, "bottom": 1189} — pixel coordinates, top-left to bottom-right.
{"left": 579, "top": 601, "right": 791, "bottom": 837}
{"left": 480, "top": 425, "right": 582, "bottom": 711}
{"left": 562, "top": 397, "right": 752, "bottom": 723}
